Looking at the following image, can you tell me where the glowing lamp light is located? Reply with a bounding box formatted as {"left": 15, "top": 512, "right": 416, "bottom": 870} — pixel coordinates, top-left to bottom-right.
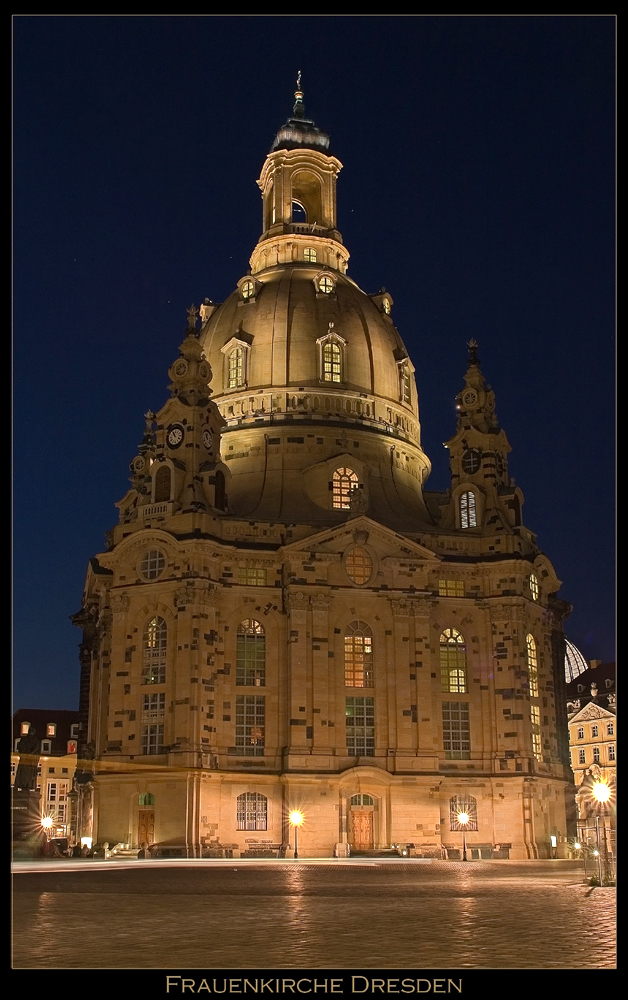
{"left": 289, "top": 810, "right": 304, "bottom": 860}
{"left": 457, "top": 812, "right": 469, "bottom": 826}
{"left": 574, "top": 842, "right": 581, "bottom": 850}
{"left": 41, "top": 817, "right": 53, "bottom": 830}
{"left": 592, "top": 782, "right": 611, "bottom": 804}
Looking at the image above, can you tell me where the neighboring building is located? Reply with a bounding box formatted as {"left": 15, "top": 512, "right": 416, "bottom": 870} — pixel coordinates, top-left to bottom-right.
{"left": 566, "top": 660, "right": 616, "bottom": 850}
{"left": 71, "top": 82, "right": 574, "bottom": 860}
{"left": 11, "top": 709, "right": 80, "bottom": 840}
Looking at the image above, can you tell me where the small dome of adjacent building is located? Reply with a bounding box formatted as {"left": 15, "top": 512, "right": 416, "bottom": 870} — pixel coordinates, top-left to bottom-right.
{"left": 565, "top": 638, "right": 589, "bottom": 682}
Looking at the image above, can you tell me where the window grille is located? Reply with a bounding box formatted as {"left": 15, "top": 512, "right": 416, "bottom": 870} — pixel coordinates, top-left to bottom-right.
{"left": 332, "top": 467, "right": 358, "bottom": 509}
{"left": 526, "top": 634, "right": 539, "bottom": 697}
{"left": 143, "top": 617, "right": 167, "bottom": 685}
{"left": 449, "top": 795, "right": 478, "bottom": 830}
{"left": 345, "top": 697, "right": 375, "bottom": 756}
{"left": 235, "top": 696, "right": 265, "bottom": 756}
{"left": 442, "top": 702, "right": 470, "bottom": 759}
{"left": 237, "top": 792, "right": 268, "bottom": 830}
{"left": 460, "top": 491, "right": 477, "bottom": 528}
{"left": 439, "top": 580, "right": 465, "bottom": 597}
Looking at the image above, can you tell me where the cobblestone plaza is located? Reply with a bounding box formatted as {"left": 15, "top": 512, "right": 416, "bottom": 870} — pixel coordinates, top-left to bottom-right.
{"left": 12, "top": 859, "right": 615, "bottom": 971}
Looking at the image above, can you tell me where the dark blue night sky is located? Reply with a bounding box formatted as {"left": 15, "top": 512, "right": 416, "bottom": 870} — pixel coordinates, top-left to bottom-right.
{"left": 13, "top": 16, "right": 615, "bottom": 710}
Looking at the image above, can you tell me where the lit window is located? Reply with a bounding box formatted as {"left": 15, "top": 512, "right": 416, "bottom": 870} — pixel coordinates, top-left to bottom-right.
{"left": 350, "top": 794, "right": 374, "bottom": 806}
{"left": 577, "top": 727, "right": 584, "bottom": 740}
{"left": 440, "top": 629, "right": 467, "bottom": 693}
{"left": 228, "top": 346, "right": 245, "bottom": 388}
{"left": 442, "top": 701, "right": 470, "bottom": 759}
{"left": 460, "top": 491, "right": 477, "bottom": 529}
{"left": 141, "top": 550, "right": 165, "bottom": 580}
{"left": 344, "top": 621, "right": 374, "bottom": 688}
{"left": 236, "top": 620, "right": 266, "bottom": 687}
{"left": 143, "top": 617, "right": 167, "bottom": 685}
{"left": 20, "top": 722, "right": 31, "bottom": 735}
{"left": 529, "top": 573, "right": 539, "bottom": 601}
{"left": 238, "top": 567, "right": 267, "bottom": 586}
{"left": 304, "top": 248, "right": 317, "bottom": 263}
{"left": 46, "top": 724, "right": 56, "bottom": 737}
{"left": 241, "top": 280, "right": 255, "bottom": 301}
{"left": 607, "top": 723, "right": 614, "bottom": 736}
{"left": 591, "top": 725, "right": 598, "bottom": 738}
{"left": 526, "top": 634, "right": 539, "bottom": 697}
{"left": 318, "top": 275, "right": 334, "bottom": 294}
{"left": 235, "top": 696, "right": 265, "bottom": 756}
{"left": 345, "top": 697, "right": 375, "bottom": 756}
{"left": 322, "top": 340, "right": 342, "bottom": 382}
{"left": 531, "top": 704, "right": 542, "bottom": 761}
{"left": 449, "top": 795, "right": 478, "bottom": 831}
{"left": 578, "top": 748, "right": 586, "bottom": 764}
{"left": 593, "top": 747, "right": 600, "bottom": 763}
{"left": 237, "top": 792, "right": 268, "bottom": 831}
{"left": 346, "top": 547, "right": 373, "bottom": 585}
{"left": 608, "top": 745, "right": 615, "bottom": 761}
{"left": 439, "top": 580, "right": 465, "bottom": 597}
{"left": 382, "top": 298, "right": 391, "bottom": 315}
{"left": 332, "top": 467, "right": 358, "bottom": 509}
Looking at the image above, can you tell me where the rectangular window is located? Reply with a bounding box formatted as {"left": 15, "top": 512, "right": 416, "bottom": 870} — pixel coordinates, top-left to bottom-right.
{"left": 237, "top": 793, "right": 268, "bottom": 831}
{"left": 438, "top": 580, "right": 465, "bottom": 597}
{"left": 41, "top": 740, "right": 51, "bottom": 754}
{"left": 20, "top": 722, "right": 31, "bottom": 735}
{"left": 530, "top": 704, "right": 542, "bottom": 761}
{"left": 607, "top": 723, "right": 614, "bottom": 736}
{"left": 608, "top": 745, "right": 615, "bottom": 761}
{"left": 593, "top": 747, "right": 600, "bottom": 763}
{"left": 235, "top": 696, "right": 265, "bottom": 756}
{"left": 46, "top": 723, "right": 56, "bottom": 737}
{"left": 578, "top": 748, "right": 586, "bottom": 764}
{"left": 238, "top": 567, "right": 267, "bottom": 586}
{"left": 346, "top": 697, "right": 375, "bottom": 756}
{"left": 141, "top": 693, "right": 165, "bottom": 755}
{"left": 442, "top": 701, "right": 470, "bottom": 759}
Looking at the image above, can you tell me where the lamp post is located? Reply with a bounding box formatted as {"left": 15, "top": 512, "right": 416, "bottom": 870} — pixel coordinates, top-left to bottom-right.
{"left": 592, "top": 781, "right": 611, "bottom": 883}
{"left": 290, "top": 810, "right": 304, "bottom": 860}
{"left": 457, "top": 811, "right": 469, "bottom": 862}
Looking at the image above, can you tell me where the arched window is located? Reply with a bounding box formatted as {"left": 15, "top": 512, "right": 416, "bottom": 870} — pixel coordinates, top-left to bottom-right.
{"left": 143, "top": 617, "right": 167, "bottom": 685}
{"left": 304, "top": 247, "right": 317, "bottom": 263}
{"left": 440, "top": 629, "right": 467, "bottom": 693}
{"left": 139, "top": 793, "right": 155, "bottom": 806}
{"left": 214, "top": 470, "right": 226, "bottom": 511}
{"left": 449, "top": 795, "right": 478, "bottom": 831}
{"left": 525, "top": 634, "right": 538, "bottom": 697}
{"left": 228, "top": 347, "right": 245, "bottom": 388}
{"left": 237, "top": 792, "right": 268, "bottom": 830}
{"left": 322, "top": 339, "right": 342, "bottom": 382}
{"left": 529, "top": 573, "right": 539, "bottom": 601}
{"left": 154, "top": 465, "right": 171, "bottom": 503}
{"left": 332, "top": 467, "right": 358, "bottom": 509}
{"left": 241, "top": 279, "right": 255, "bottom": 301}
{"left": 344, "top": 620, "right": 373, "bottom": 688}
{"left": 460, "top": 491, "right": 477, "bottom": 528}
{"left": 350, "top": 794, "right": 374, "bottom": 806}
{"left": 236, "top": 620, "right": 266, "bottom": 686}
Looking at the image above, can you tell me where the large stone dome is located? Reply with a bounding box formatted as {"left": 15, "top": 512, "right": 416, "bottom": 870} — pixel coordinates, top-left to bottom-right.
{"left": 197, "top": 95, "right": 431, "bottom": 530}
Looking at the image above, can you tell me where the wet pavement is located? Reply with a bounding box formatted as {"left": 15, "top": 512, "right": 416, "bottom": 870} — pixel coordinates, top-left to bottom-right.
{"left": 12, "top": 859, "right": 615, "bottom": 970}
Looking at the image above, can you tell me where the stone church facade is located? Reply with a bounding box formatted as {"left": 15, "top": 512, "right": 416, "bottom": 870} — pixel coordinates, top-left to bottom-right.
{"left": 73, "top": 84, "right": 574, "bottom": 859}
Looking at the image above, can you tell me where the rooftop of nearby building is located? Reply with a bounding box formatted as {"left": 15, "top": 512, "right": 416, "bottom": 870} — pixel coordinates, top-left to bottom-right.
{"left": 12, "top": 709, "right": 80, "bottom": 756}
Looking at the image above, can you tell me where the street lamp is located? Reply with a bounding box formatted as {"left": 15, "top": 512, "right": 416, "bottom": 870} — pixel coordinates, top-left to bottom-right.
{"left": 41, "top": 816, "right": 53, "bottom": 838}
{"left": 290, "top": 810, "right": 304, "bottom": 860}
{"left": 457, "top": 811, "right": 469, "bottom": 862}
{"left": 592, "top": 781, "right": 612, "bottom": 883}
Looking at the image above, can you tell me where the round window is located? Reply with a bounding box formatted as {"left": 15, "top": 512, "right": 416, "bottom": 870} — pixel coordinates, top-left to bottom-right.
{"left": 461, "top": 449, "right": 481, "bottom": 474}
{"left": 140, "top": 550, "right": 166, "bottom": 580}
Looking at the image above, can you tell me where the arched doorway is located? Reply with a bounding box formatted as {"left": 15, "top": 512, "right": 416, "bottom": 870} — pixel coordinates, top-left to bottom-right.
{"left": 138, "top": 793, "right": 155, "bottom": 846}
{"left": 349, "top": 793, "right": 375, "bottom": 850}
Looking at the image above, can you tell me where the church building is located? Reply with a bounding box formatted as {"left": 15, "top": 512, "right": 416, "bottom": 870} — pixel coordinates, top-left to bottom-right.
{"left": 72, "top": 83, "right": 574, "bottom": 860}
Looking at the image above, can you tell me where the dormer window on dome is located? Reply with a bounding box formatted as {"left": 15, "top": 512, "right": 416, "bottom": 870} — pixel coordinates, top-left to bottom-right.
{"left": 317, "top": 274, "right": 335, "bottom": 295}
{"left": 238, "top": 277, "right": 259, "bottom": 302}
{"left": 317, "top": 324, "right": 346, "bottom": 384}
{"left": 221, "top": 334, "right": 252, "bottom": 390}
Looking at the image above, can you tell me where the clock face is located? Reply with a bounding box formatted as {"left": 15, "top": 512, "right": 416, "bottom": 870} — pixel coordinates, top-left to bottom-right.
{"left": 462, "top": 389, "right": 477, "bottom": 407}
{"left": 462, "top": 449, "right": 481, "bottom": 474}
{"left": 174, "top": 360, "right": 188, "bottom": 377}
{"left": 202, "top": 429, "right": 213, "bottom": 451}
{"left": 167, "top": 425, "right": 184, "bottom": 447}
